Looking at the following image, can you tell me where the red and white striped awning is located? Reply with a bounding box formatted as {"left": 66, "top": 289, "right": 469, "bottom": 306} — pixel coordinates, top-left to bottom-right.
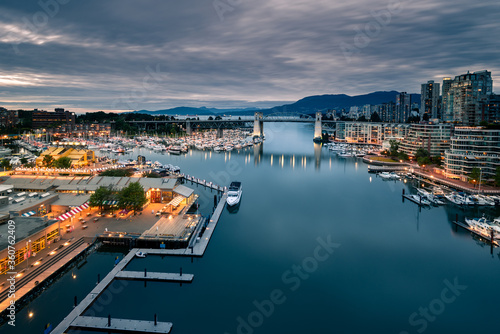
{"left": 57, "top": 202, "right": 90, "bottom": 221}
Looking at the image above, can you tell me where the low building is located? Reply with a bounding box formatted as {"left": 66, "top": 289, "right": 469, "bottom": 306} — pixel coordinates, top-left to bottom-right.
{"left": 399, "top": 122, "right": 452, "bottom": 157}
{"left": 444, "top": 127, "right": 500, "bottom": 180}
{"left": 35, "top": 147, "right": 95, "bottom": 167}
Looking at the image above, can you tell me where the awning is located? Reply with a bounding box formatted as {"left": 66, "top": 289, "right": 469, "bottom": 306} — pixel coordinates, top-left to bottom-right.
{"left": 102, "top": 200, "right": 118, "bottom": 206}
{"left": 57, "top": 202, "right": 90, "bottom": 221}
{"left": 167, "top": 195, "right": 184, "bottom": 208}
{"left": 22, "top": 211, "right": 36, "bottom": 217}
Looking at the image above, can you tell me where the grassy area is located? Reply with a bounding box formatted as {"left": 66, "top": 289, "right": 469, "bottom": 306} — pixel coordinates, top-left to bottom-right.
{"left": 368, "top": 156, "right": 400, "bottom": 163}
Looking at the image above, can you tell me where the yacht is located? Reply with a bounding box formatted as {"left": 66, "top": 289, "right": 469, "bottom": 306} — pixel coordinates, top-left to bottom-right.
{"left": 168, "top": 146, "right": 182, "bottom": 155}
{"left": 226, "top": 181, "right": 242, "bottom": 206}
{"left": 407, "top": 194, "right": 431, "bottom": 206}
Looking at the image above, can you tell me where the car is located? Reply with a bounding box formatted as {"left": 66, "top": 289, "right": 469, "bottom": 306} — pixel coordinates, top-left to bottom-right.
{"left": 155, "top": 211, "right": 161, "bottom": 216}
{"left": 97, "top": 212, "right": 103, "bottom": 217}
{"left": 93, "top": 218, "right": 99, "bottom": 222}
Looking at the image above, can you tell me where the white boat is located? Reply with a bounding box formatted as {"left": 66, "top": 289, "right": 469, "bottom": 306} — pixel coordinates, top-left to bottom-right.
{"left": 445, "top": 193, "right": 464, "bottom": 205}
{"left": 226, "top": 181, "right": 242, "bottom": 206}
{"left": 407, "top": 194, "right": 431, "bottom": 205}
{"left": 135, "top": 251, "right": 147, "bottom": 258}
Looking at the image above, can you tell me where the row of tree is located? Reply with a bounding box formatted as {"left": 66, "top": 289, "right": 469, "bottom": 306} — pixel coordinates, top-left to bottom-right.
{"left": 88, "top": 182, "right": 147, "bottom": 213}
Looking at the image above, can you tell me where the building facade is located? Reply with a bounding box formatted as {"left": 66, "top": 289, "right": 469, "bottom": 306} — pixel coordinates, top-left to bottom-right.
{"left": 421, "top": 80, "right": 441, "bottom": 120}
{"left": 444, "top": 127, "right": 500, "bottom": 180}
{"left": 396, "top": 92, "right": 412, "bottom": 123}
{"left": 442, "top": 71, "right": 493, "bottom": 125}
{"left": 32, "top": 108, "right": 76, "bottom": 130}
{"left": 336, "top": 122, "right": 410, "bottom": 144}
{"left": 399, "top": 122, "right": 452, "bottom": 157}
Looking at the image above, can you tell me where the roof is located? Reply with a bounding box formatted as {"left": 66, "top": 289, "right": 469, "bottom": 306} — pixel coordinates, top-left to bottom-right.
{"left": 173, "top": 185, "right": 194, "bottom": 198}
{"left": 51, "top": 194, "right": 90, "bottom": 207}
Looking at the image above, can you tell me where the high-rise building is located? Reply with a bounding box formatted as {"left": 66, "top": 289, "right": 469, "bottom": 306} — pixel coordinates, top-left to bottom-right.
{"left": 479, "top": 94, "right": 500, "bottom": 124}
{"left": 442, "top": 71, "right": 493, "bottom": 125}
{"left": 441, "top": 77, "right": 453, "bottom": 122}
{"left": 399, "top": 121, "right": 452, "bottom": 158}
{"left": 396, "top": 92, "right": 411, "bottom": 123}
{"left": 421, "top": 80, "right": 441, "bottom": 120}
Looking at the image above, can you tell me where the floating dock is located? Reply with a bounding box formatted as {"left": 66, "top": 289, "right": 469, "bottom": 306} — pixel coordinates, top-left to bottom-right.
{"left": 116, "top": 271, "right": 193, "bottom": 282}
{"left": 402, "top": 194, "right": 430, "bottom": 206}
{"left": 453, "top": 220, "right": 499, "bottom": 246}
{"left": 71, "top": 316, "right": 172, "bottom": 333}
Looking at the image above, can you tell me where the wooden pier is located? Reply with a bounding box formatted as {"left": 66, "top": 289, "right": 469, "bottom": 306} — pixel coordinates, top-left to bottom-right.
{"left": 71, "top": 316, "right": 172, "bottom": 333}
{"left": 183, "top": 174, "right": 226, "bottom": 192}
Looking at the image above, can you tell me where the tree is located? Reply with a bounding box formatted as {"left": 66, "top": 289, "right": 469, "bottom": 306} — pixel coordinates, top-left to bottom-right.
{"left": 215, "top": 115, "right": 222, "bottom": 120}
{"left": 422, "top": 113, "right": 430, "bottom": 121}
{"left": 99, "top": 168, "right": 133, "bottom": 177}
{"left": 415, "top": 148, "right": 431, "bottom": 166}
{"left": 1, "top": 159, "right": 11, "bottom": 171}
{"left": 143, "top": 171, "right": 161, "bottom": 178}
{"left": 20, "top": 157, "right": 28, "bottom": 165}
{"left": 357, "top": 115, "right": 367, "bottom": 122}
{"left": 207, "top": 116, "right": 214, "bottom": 120}
{"left": 42, "top": 154, "right": 54, "bottom": 167}
{"left": 370, "top": 111, "right": 381, "bottom": 122}
{"left": 468, "top": 167, "right": 481, "bottom": 185}
{"left": 389, "top": 139, "right": 399, "bottom": 157}
{"left": 118, "top": 182, "right": 147, "bottom": 213}
{"left": 89, "top": 186, "right": 114, "bottom": 211}
{"left": 53, "top": 156, "right": 72, "bottom": 169}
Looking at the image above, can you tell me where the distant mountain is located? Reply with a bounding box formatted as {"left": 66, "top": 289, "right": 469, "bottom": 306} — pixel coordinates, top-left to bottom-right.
{"left": 133, "top": 91, "right": 421, "bottom": 116}
{"left": 255, "top": 91, "right": 421, "bottom": 115}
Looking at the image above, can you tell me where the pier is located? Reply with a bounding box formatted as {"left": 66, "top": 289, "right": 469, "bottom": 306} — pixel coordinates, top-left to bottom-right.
{"left": 52, "top": 192, "right": 227, "bottom": 333}
{"left": 71, "top": 316, "right": 172, "bottom": 333}
{"left": 453, "top": 220, "right": 499, "bottom": 246}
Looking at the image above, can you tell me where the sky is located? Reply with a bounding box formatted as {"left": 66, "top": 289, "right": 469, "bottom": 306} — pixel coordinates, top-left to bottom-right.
{"left": 0, "top": 0, "right": 498, "bottom": 113}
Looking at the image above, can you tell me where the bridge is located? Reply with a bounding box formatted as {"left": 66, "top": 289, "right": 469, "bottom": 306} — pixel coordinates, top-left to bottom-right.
{"left": 126, "top": 112, "right": 336, "bottom": 140}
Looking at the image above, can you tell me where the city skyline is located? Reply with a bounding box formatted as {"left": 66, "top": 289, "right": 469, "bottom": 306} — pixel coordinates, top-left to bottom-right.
{"left": 0, "top": 0, "right": 498, "bottom": 113}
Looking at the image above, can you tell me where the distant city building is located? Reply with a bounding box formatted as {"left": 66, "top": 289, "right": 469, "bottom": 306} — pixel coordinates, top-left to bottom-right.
{"left": 420, "top": 81, "right": 440, "bottom": 120}
{"left": 399, "top": 122, "right": 452, "bottom": 157}
{"left": 442, "top": 70, "right": 493, "bottom": 125}
{"left": 379, "top": 102, "right": 396, "bottom": 123}
{"left": 441, "top": 77, "right": 453, "bottom": 121}
{"left": 396, "top": 92, "right": 412, "bottom": 123}
{"left": 444, "top": 126, "right": 500, "bottom": 180}
{"left": 0, "top": 108, "right": 19, "bottom": 127}
{"left": 479, "top": 94, "right": 500, "bottom": 124}
{"left": 32, "top": 108, "right": 76, "bottom": 130}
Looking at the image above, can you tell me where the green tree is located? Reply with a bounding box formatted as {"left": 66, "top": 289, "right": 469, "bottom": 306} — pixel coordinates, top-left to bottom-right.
{"left": 20, "top": 157, "right": 28, "bottom": 165}
{"left": 143, "top": 171, "right": 161, "bottom": 178}
{"left": 357, "top": 115, "right": 367, "bottom": 122}
{"left": 53, "top": 156, "right": 72, "bottom": 168}
{"left": 42, "top": 154, "right": 54, "bottom": 167}
{"left": 89, "top": 186, "right": 114, "bottom": 211}
{"left": 1, "top": 159, "right": 11, "bottom": 171}
{"left": 468, "top": 167, "right": 481, "bottom": 184}
{"left": 370, "top": 111, "right": 381, "bottom": 122}
{"left": 99, "top": 168, "right": 133, "bottom": 177}
{"left": 389, "top": 139, "right": 399, "bottom": 157}
{"left": 118, "top": 182, "right": 147, "bottom": 213}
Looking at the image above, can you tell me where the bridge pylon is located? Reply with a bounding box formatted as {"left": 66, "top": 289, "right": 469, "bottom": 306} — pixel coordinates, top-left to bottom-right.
{"left": 314, "top": 112, "right": 322, "bottom": 140}
{"left": 253, "top": 112, "right": 264, "bottom": 137}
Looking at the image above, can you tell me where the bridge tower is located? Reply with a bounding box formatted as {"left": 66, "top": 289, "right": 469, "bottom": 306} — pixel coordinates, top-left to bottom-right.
{"left": 253, "top": 112, "right": 264, "bottom": 137}
{"left": 314, "top": 112, "right": 322, "bottom": 139}
{"left": 186, "top": 120, "right": 192, "bottom": 136}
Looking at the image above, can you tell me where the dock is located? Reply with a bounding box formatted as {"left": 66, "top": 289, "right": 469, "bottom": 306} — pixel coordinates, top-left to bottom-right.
{"left": 367, "top": 165, "right": 408, "bottom": 173}
{"left": 71, "top": 316, "right": 172, "bottom": 333}
{"left": 116, "top": 271, "right": 193, "bottom": 282}
{"left": 453, "top": 221, "right": 499, "bottom": 246}
{"left": 402, "top": 194, "right": 430, "bottom": 206}
{"left": 52, "top": 190, "right": 227, "bottom": 333}
{"left": 183, "top": 174, "right": 226, "bottom": 192}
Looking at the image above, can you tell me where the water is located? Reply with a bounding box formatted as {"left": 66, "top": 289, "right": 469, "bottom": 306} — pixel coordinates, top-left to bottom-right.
{"left": 3, "top": 123, "right": 500, "bottom": 334}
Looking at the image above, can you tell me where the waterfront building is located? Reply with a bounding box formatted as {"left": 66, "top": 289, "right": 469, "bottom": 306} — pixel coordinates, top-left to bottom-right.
{"left": 396, "top": 92, "right": 412, "bottom": 123}
{"left": 336, "top": 122, "right": 410, "bottom": 144}
{"left": 35, "top": 146, "right": 95, "bottom": 167}
{"left": 444, "top": 127, "right": 500, "bottom": 180}
{"left": 399, "top": 121, "right": 452, "bottom": 157}
{"left": 32, "top": 108, "right": 76, "bottom": 130}
{"left": 442, "top": 70, "right": 493, "bottom": 125}
{"left": 421, "top": 80, "right": 441, "bottom": 120}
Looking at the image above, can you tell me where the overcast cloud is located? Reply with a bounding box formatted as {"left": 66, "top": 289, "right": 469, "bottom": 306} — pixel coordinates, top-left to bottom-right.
{"left": 0, "top": 0, "right": 498, "bottom": 113}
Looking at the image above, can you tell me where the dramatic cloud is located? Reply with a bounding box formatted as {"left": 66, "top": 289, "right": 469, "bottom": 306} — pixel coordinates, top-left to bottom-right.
{"left": 0, "top": 0, "right": 498, "bottom": 112}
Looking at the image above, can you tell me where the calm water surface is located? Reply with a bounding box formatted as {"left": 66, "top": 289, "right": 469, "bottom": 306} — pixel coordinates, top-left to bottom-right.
{"left": 3, "top": 123, "right": 500, "bottom": 334}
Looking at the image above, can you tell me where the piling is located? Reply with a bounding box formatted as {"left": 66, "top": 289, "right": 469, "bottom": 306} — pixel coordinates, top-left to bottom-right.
{"left": 144, "top": 268, "right": 147, "bottom": 277}
{"left": 97, "top": 274, "right": 100, "bottom": 284}
{"left": 74, "top": 296, "right": 77, "bottom": 307}
{"left": 180, "top": 267, "right": 182, "bottom": 276}
{"left": 402, "top": 189, "right": 405, "bottom": 195}
{"left": 154, "top": 314, "right": 157, "bottom": 326}
{"left": 214, "top": 195, "right": 217, "bottom": 207}
{"left": 108, "top": 314, "right": 111, "bottom": 327}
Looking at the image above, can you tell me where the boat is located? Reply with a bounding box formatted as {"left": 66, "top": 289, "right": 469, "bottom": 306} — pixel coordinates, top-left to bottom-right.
{"left": 445, "top": 193, "right": 465, "bottom": 205}
{"left": 226, "top": 181, "right": 242, "bottom": 206}
{"left": 135, "top": 251, "right": 147, "bottom": 258}
{"left": 168, "top": 146, "right": 181, "bottom": 155}
{"left": 406, "top": 194, "right": 431, "bottom": 206}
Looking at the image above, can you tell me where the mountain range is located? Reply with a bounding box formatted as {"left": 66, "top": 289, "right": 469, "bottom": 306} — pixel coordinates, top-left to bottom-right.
{"left": 133, "top": 91, "right": 421, "bottom": 116}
